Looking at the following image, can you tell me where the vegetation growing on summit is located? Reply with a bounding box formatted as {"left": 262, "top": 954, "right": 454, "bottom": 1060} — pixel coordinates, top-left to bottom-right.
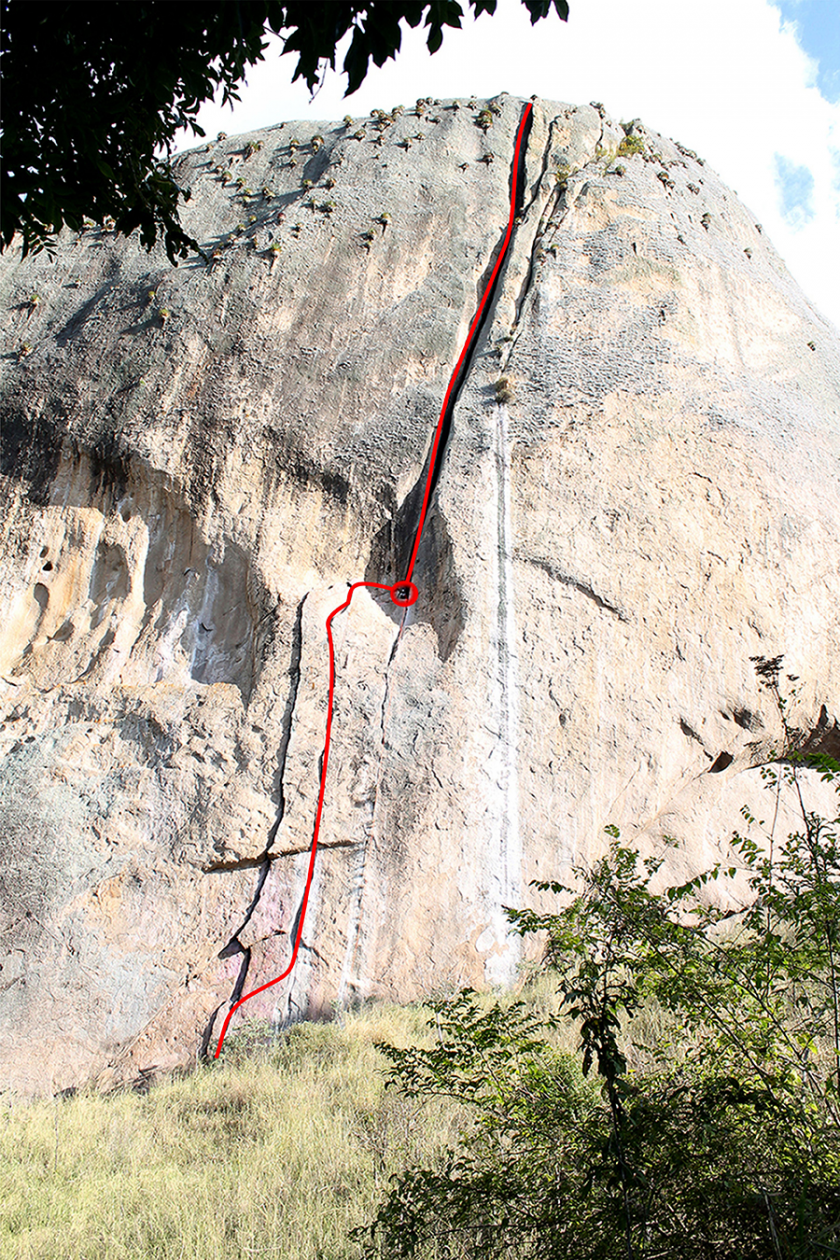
{"left": 617, "top": 134, "right": 646, "bottom": 157}
{"left": 1, "top": 0, "right": 570, "bottom": 263}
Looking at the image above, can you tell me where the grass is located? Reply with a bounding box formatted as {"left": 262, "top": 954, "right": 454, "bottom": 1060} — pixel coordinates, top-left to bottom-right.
{"left": 3, "top": 967, "right": 794, "bottom": 1259}
{"left": 1, "top": 988, "right": 548, "bottom": 1260}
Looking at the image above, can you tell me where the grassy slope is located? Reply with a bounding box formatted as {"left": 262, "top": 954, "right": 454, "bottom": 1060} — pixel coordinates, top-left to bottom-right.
{"left": 1, "top": 994, "right": 505, "bottom": 1260}
{"left": 0, "top": 972, "right": 717, "bottom": 1260}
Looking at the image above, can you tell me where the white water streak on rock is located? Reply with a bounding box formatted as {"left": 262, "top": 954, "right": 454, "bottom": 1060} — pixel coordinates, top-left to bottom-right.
{"left": 483, "top": 401, "right": 523, "bottom": 987}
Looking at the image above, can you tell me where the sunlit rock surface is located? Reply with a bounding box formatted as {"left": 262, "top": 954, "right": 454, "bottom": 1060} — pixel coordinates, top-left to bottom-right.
{"left": 1, "top": 95, "right": 839, "bottom": 1099}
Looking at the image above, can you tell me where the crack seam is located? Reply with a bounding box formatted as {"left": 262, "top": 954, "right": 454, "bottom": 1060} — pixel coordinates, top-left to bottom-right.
{"left": 518, "top": 551, "right": 629, "bottom": 622}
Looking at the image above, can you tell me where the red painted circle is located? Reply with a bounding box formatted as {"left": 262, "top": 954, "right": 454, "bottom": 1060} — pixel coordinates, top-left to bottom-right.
{"left": 390, "top": 581, "right": 419, "bottom": 607}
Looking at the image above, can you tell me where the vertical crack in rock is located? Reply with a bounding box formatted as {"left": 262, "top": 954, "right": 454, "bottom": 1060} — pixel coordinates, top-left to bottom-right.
{"left": 414, "top": 103, "right": 537, "bottom": 537}
{"left": 506, "top": 106, "right": 564, "bottom": 335}
{"left": 201, "top": 595, "right": 307, "bottom": 1057}
{"left": 200, "top": 854, "right": 272, "bottom": 1058}
{"left": 348, "top": 108, "right": 537, "bottom": 998}
{"left": 506, "top": 105, "right": 609, "bottom": 359}
{"left": 268, "top": 593, "right": 307, "bottom": 844}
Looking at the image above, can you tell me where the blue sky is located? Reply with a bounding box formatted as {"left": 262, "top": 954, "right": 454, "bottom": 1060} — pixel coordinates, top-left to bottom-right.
{"left": 775, "top": 154, "right": 817, "bottom": 226}
{"left": 172, "top": 0, "right": 840, "bottom": 330}
{"left": 773, "top": 0, "right": 840, "bottom": 99}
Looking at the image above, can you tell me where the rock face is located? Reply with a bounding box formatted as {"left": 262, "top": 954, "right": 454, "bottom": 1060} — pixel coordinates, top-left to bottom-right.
{"left": 1, "top": 95, "right": 839, "bottom": 1099}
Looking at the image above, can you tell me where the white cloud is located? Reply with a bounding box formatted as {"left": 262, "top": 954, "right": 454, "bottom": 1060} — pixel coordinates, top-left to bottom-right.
{"left": 173, "top": 0, "right": 840, "bottom": 330}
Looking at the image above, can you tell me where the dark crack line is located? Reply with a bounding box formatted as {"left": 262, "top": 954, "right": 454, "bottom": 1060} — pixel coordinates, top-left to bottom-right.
{"left": 414, "top": 102, "right": 536, "bottom": 531}
{"left": 379, "top": 619, "right": 403, "bottom": 757}
{"left": 510, "top": 106, "right": 565, "bottom": 330}
{"left": 228, "top": 945, "right": 252, "bottom": 1006}
{"left": 272, "top": 837, "right": 361, "bottom": 857}
{"left": 199, "top": 1004, "right": 222, "bottom": 1060}
{"left": 520, "top": 553, "right": 629, "bottom": 621}
{"left": 212, "top": 103, "right": 536, "bottom": 1056}
{"left": 523, "top": 106, "right": 612, "bottom": 300}
{"left": 268, "top": 593, "right": 306, "bottom": 844}
{"left": 205, "top": 593, "right": 308, "bottom": 1050}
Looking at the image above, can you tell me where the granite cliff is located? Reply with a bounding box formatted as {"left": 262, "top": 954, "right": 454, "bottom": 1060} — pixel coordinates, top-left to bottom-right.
{"left": 1, "top": 95, "right": 839, "bottom": 1099}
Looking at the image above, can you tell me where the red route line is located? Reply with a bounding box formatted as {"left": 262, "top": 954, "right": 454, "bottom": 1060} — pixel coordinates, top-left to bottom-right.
{"left": 214, "top": 100, "right": 533, "bottom": 1058}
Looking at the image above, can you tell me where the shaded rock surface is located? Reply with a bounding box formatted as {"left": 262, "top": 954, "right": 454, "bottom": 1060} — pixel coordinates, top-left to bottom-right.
{"left": 1, "top": 96, "right": 839, "bottom": 1098}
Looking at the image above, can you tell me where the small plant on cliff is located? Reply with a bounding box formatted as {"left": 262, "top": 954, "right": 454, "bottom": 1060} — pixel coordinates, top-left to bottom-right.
{"left": 617, "top": 134, "right": 646, "bottom": 157}
{"left": 311, "top": 134, "right": 324, "bottom": 151}
{"left": 26, "top": 292, "right": 41, "bottom": 310}
{"left": 244, "top": 139, "right": 263, "bottom": 157}
{"left": 554, "top": 162, "right": 573, "bottom": 191}
{"left": 157, "top": 307, "right": 170, "bottom": 325}
{"left": 377, "top": 212, "right": 391, "bottom": 228}
{"left": 216, "top": 131, "right": 227, "bottom": 142}
{"left": 17, "top": 341, "right": 33, "bottom": 359}
{"left": 476, "top": 108, "right": 494, "bottom": 131}
{"left": 494, "top": 376, "right": 514, "bottom": 404}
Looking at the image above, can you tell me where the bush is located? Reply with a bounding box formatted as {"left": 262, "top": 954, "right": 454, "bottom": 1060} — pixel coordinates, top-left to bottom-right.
{"left": 355, "top": 660, "right": 840, "bottom": 1258}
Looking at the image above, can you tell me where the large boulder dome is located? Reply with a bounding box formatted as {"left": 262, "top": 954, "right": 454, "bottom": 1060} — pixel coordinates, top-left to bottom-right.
{"left": 1, "top": 95, "right": 839, "bottom": 1099}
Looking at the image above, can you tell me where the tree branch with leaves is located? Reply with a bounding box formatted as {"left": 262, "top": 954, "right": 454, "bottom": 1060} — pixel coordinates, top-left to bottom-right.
{"left": 0, "top": 0, "right": 569, "bottom": 263}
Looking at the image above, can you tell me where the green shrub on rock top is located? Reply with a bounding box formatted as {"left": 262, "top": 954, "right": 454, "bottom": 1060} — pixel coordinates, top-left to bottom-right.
{"left": 617, "top": 134, "right": 646, "bottom": 157}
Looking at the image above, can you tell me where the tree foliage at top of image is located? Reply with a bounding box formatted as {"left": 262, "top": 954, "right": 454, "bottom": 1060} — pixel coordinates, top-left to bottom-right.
{"left": 0, "top": 0, "right": 569, "bottom": 264}
{"left": 353, "top": 661, "right": 840, "bottom": 1259}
